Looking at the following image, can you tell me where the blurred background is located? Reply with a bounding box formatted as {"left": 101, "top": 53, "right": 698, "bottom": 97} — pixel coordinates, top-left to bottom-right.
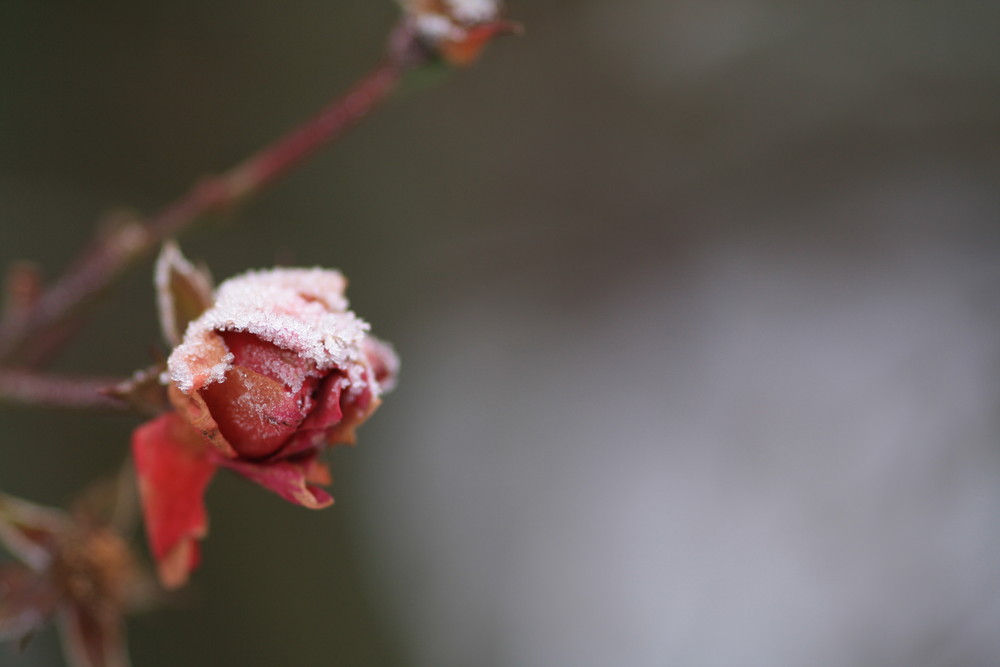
{"left": 2, "top": 1, "right": 1000, "bottom": 665}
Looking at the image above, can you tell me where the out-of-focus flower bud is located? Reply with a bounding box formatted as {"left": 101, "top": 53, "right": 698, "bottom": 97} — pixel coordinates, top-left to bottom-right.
{"left": 400, "top": 0, "right": 520, "bottom": 66}
{"left": 0, "top": 489, "right": 137, "bottom": 667}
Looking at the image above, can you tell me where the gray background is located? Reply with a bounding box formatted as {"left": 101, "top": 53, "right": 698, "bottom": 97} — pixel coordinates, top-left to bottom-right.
{"left": 2, "top": 1, "right": 999, "bottom": 666}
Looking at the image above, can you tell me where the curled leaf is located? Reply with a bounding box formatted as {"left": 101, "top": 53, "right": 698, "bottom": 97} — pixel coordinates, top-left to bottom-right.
{"left": 155, "top": 241, "right": 214, "bottom": 347}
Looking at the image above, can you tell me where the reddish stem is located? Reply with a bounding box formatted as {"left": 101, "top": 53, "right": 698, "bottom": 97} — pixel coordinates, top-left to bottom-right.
{"left": 0, "top": 371, "right": 127, "bottom": 411}
{"left": 0, "top": 31, "right": 421, "bottom": 367}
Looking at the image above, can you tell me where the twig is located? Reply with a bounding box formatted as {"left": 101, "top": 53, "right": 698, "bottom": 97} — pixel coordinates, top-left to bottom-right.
{"left": 0, "top": 371, "right": 128, "bottom": 411}
{"left": 0, "top": 24, "right": 425, "bottom": 367}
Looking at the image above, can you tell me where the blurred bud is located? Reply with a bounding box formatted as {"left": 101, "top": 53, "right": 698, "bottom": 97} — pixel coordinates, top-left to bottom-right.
{"left": 0, "top": 490, "right": 138, "bottom": 667}
{"left": 400, "top": 0, "right": 520, "bottom": 66}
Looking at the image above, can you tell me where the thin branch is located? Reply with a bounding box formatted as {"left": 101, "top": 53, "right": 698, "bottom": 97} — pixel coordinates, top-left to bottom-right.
{"left": 0, "top": 371, "right": 128, "bottom": 411}
{"left": 0, "top": 24, "right": 425, "bottom": 367}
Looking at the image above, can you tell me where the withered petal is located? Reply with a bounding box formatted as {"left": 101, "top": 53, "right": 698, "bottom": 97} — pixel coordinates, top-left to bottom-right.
{"left": 218, "top": 455, "right": 333, "bottom": 509}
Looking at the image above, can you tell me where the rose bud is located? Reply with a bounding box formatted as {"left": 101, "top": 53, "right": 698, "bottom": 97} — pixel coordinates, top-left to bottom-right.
{"left": 400, "top": 0, "right": 520, "bottom": 66}
{"left": 133, "top": 253, "right": 397, "bottom": 588}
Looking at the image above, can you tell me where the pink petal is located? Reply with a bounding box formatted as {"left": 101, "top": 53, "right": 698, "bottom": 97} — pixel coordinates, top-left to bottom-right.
{"left": 199, "top": 365, "right": 307, "bottom": 459}
{"left": 220, "top": 331, "right": 318, "bottom": 391}
{"left": 325, "top": 384, "right": 380, "bottom": 447}
{"left": 218, "top": 455, "right": 333, "bottom": 509}
{"left": 273, "top": 374, "right": 344, "bottom": 460}
{"left": 362, "top": 335, "right": 399, "bottom": 393}
{"left": 131, "top": 414, "right": 217, "bottom": 589}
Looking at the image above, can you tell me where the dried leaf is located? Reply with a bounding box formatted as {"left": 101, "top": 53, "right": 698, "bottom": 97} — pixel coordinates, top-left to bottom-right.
{"left": 105, "top": 365, "right": 169, "bottom": 418}
{"left": 155, "top": 241, "right": 214, "bottom": 347}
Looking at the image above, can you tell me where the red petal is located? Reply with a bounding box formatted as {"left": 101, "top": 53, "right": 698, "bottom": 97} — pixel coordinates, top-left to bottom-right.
{"left": 362, "top": 335, "right": 399, "bottom": 392}
{"left": 131, "top": 414, "right": 217, "bottom": 589}
{"left": 218, "top": 455, "right": 333, "bottom": 509}
{"left": 325, "top": 386, "right": 380, "bottom": 447}
{"left": 273, "top": 374, "right": 344, "bottom": 459}
{"left": 168, "top": 383, "right": 236, "bottom": 459}
{"left": 199, "top": 365, "right": 307, "bottom": 459}
{"left": 220, "top": 331, "right": 319, "bottom": 392}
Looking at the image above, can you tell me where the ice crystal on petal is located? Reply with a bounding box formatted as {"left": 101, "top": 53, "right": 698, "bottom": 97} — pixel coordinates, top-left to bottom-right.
{"left": 415, "top": 13, "right": 460, "bottom": 41}
{"left": 168, "top": 268, "right": 370, "bottom": 395}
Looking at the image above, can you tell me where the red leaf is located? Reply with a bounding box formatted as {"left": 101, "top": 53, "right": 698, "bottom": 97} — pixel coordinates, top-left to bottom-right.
{"left": 131, "top": 414, "right": 217, "bottom": 589}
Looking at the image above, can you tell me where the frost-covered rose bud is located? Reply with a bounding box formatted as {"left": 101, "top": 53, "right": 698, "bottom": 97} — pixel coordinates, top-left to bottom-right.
{"left": 132, "top": 251, "right": 397, "bottom": 588}
{"left": 167, "top": 268, "right": 395, "bottom": 462}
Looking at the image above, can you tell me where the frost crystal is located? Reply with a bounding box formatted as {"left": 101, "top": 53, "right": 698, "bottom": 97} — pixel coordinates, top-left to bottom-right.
{"left": 405, "top": 0, "right": 502, "bottom": 42}
{"left": 168, "top": 268, "right": 371, "bottom": 394}
{"left": 415, "top": 14, "right": 459, "bottom": 41}
{"left": 444, "top": 0, "right": 499, "bottom": 24}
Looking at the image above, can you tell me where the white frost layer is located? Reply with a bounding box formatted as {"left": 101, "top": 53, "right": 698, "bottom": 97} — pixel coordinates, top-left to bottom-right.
{"left": 415, "top": 14, "right": 460, "bottom": 41}
{"left": 168, "top": 267, "right": 371, "bottom": 394}
{"left": 406, "top": 0, "right": 500, "bottom": 42}
{"left": 444, "top": 0, "right": 499, "bottom": 24}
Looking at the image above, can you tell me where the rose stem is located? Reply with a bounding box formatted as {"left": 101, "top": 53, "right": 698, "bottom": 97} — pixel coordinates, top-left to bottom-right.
{"left": 0, "top": 23, "right": 426, "bottom": 372}
{"left": 0, "top": 370, "right": 126, "bottom": 411}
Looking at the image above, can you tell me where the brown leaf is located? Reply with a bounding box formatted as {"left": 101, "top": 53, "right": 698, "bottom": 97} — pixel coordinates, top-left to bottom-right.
{"left": 154, "top": 241, "right": 214, "bottom": 347}
{"left": 105, "top": 365, "right": 170, "bottom": 417}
